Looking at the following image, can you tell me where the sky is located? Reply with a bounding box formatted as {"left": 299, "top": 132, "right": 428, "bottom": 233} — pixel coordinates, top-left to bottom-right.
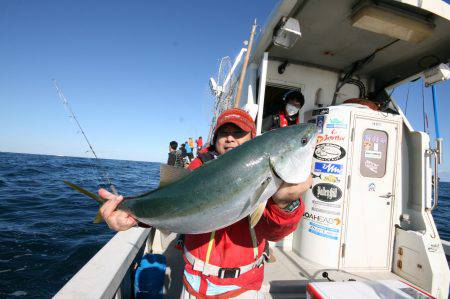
{"left": 1, "top": 1, "right": 449, "bottom": 175}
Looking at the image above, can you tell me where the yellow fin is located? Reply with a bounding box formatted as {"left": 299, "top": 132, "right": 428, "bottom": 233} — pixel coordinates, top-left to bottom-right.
{"left": 63, "top": 180, "right": 104, "bottom": 204}
{"left": 92, "top": 210, "right": 104, "bottom": 224}
{"left": 250, "top": 201, "right": 267, "bottom": 228}
{"left": 158, "top": 164, "right": 190, "bottom": 188}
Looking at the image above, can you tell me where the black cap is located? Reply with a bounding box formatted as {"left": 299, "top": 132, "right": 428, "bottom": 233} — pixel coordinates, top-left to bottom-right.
{"left": 169, "top": 141, "right": 178, "bottom": 150}
{"left": 284, "top": 90, "right": 305, "bottom": 107}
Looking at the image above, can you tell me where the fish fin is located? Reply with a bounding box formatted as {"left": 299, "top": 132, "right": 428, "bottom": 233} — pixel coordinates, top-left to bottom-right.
{"left": 250, "top": 201, "right": 267, "bottom": 228}
{"left": 248, "top": 177, "right": 272, "bottom": 228}
{"left": 92, "top": 210, "right": 104, "bottom": 224}
{"left": 158, "top": 164, "right": 190, "bottom": 188}
{"left": 63, "top": 180, "right": 105, "bottom": 204}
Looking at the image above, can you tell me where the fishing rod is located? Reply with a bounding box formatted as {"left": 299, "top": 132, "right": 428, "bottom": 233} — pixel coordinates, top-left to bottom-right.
{"left": 53, "top": 79, "right": 118, "bottom": 195}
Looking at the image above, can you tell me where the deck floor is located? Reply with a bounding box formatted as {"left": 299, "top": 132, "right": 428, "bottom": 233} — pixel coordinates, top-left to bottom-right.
{"left": 262, "top": 247, "right": 402, "bottom": 298}
{"left": 157, "top": 235, "right": 402, "bottom": 298}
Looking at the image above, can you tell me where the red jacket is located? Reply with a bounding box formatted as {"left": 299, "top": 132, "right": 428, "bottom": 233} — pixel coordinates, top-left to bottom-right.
{"left": 183, "top": 154, "right": 304, "bottom": 297}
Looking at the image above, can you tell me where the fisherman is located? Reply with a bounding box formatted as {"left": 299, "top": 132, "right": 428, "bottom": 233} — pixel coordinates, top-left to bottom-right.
{"left": 262, "top": 90, "right": 305, "bottom": 132}
{"left": 167, "top": 141, "right": 184, "bottom": 168}
{"left": 195, "top": 136, "right": 203, "bottom": 153}
{"left": 185, "top": 141, "right": 194, "bottom": 162}
{"left": 188, "top": 138, "right": 195, "bottom": 155}
{"left": 98, "top": 108, "right": 312, "bottom": 298}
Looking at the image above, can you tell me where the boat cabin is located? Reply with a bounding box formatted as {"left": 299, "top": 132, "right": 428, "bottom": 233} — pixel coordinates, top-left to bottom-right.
{"left": 55, "top": 1, "right": 450, "bottom": 298}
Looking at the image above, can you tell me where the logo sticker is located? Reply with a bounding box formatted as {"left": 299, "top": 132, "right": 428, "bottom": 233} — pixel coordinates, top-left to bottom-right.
{"left": 308, "top": 227, "right": 339, "bottom": 240}
{"left": 314, "top": 162, "right": 343, "bottom": 175}
{"left": 312, "top": 173, "right": 341, "bottom": 183}
{"left": 365, "top": 160, "right": 379, "bottom": 173}
{"left": 316, "top": 115, "right": 325, "bottom": 134}
{"left": 314, "top": 143, "right": 346, "bottom": 161}
{"left": 312, "top": 206, "right": 340, "bottom": 215}
{"left": 364, "top": 150, "right": 381, "bottom": 159}
{"left": 312, "top": 108, "right": 329, "bottom": 116}
{"left": 317, "top": 134, "right": 345, "bottom": 143}
{"left": 326, "top": 118, "right": 348, "bottom": 129}
{"left": 303, "top": 212, "right": 341, "bottom": 226}
{"left": 312, "top": 183, "right": 342, "bottom": 202}
{"left": 312, "top": 200, "right": 341, "bottom": 209}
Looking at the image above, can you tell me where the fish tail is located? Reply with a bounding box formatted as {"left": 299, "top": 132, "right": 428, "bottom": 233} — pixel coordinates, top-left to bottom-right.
{"left": 63, "top": 180, "right": 105, "bottom": 223}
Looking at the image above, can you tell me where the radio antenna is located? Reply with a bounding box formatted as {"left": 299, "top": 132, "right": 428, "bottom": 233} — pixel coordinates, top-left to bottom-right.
{"left": 53, "top": 79, "right": 118, "bottom": 195}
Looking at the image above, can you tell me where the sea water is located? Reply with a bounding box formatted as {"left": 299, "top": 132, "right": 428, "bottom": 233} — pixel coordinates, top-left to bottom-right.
{"left": 0, "top": 152, "right": 448, "bottom": 298}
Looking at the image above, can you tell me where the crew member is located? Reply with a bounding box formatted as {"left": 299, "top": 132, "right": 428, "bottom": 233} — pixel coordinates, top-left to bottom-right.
{"left": 98, "top": 108, "right": 312, "bottom": 298}
{"left": 262, "top": 90, "right": 305, "bottom": 132}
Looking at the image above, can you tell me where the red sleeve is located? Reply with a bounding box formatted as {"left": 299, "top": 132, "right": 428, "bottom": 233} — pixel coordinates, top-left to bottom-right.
{"left": 188, "top": 157, "right": 203, "bottom": 170}
{"left": 255, "top": 197, "right": 304, "bottom": 242}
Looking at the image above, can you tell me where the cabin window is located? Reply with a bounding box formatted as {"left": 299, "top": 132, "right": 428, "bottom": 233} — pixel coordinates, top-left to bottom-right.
{"left": 360, "top": 129, "right": 388, "bottom": 178}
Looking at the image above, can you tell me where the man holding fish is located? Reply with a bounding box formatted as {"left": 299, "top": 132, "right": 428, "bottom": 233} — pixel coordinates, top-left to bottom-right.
{"left": 97, "top": 108, "right": 314, "bottom": 298}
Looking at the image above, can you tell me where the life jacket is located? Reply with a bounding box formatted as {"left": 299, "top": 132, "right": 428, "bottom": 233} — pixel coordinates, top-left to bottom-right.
{"left": 278, "top": 111, "right": 300, "bottom": 128}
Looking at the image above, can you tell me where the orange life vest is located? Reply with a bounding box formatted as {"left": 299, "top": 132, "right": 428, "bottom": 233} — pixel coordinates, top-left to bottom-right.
{"left": 278, "top": 111, "right": 300, "bottom": 127}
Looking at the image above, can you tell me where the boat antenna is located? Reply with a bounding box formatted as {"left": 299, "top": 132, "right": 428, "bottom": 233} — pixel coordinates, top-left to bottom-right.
{"left": 52, "top": 79, "right": 118, "bottom": 195}
{"left": 234, "top": 19, "right": 257, "bottom": 108}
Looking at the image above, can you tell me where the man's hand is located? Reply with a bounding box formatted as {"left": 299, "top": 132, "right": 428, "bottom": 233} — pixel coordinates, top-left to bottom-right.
{"left": 99, "top": 188, "right": 137, "bottom": 231}
{"left": 272, "top": 175, "right": 312, "bottom": 209}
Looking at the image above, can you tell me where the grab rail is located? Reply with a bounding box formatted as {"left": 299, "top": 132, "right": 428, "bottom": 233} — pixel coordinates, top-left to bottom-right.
{"left": 425, "top": 148, "right": 439, "bottom": 212}
{"left": 54, "top": 227, "right": 150, "bottom": 299}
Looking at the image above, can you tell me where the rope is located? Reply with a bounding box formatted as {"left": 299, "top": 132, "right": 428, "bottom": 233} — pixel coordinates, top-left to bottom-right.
{"left": 205, "top": 231, "right": 216, "bottom": 264}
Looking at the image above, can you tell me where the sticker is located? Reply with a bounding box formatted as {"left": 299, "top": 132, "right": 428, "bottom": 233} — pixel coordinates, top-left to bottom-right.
{"left": 312, "top": 173, "right": 341, "bottom": 183}
{"left": 312, "top": 206, "right": 341, "bottom": 215}
{"left": 326, "top": 118, "right": 348, "bottom": 129}
{"left": 363, "top": 134, "right": 387, "bottom": 144}
{"left": 317, "top": 134, "right": 345, "bottom": 143}
{"left": 368, "top": 183, "right": 376, "bottom": 192}
{"left": 314, "top": 143, "right": 346, "bottom": 161}
{"left": 316, "top": 115, "right": 325, "bottom": 134}
{"left": 364, "top": 150, "right": 381, "bottom": 159}
{"left": 364, "top": 160, "right": 379, "bottom": 173}
{"left": 312, "top": 108, "right": 329, "bottom": 116}
{"left": 312, "top": 183, "right": 342, "bottom": 202}
{"left": 308, "top": 225, "right": 339, "bottom": 240}
{"left": 303, "top": 212, "right": 340, "bottom": 226}
{"left": 312, "top": 200, "right": 341, "bottom": 208}
{"left": 310, "top": 221, "right": 340, "bottom": 232}
{"left": 314, "top": 162, "right": 343, "bottom": 175}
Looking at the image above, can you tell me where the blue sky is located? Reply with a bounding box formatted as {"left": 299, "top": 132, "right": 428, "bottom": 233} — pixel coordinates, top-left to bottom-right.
{"left": 1, "top": 1, "right": 449, "bottom": 175}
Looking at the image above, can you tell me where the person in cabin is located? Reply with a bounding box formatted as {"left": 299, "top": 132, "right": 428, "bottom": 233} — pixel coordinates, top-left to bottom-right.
{"left": 195, "top": 136, "right": 203, "bottom": 153}
{"left": 98, "top": 108, "right": 312, "bottom": 298}
{"left": 167, "top": 141, "right": 184, "bottom": 168}
{"left": 262, "top": 90, "right": 305, "bottom": 132}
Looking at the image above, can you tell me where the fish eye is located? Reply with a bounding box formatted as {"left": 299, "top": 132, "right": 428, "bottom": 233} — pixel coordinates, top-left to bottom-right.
{"left": 301, "top": 137, "right": 308, "bottom": 145}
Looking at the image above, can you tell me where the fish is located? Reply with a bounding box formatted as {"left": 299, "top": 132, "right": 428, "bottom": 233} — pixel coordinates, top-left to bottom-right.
{"left": 65, "top": 123, "right": 317, "bottom": 234}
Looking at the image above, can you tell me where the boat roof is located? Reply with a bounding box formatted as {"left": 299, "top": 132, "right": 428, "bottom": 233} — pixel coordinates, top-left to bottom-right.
{"left": 254, "top": 0, "right": 450, "bottom": 89}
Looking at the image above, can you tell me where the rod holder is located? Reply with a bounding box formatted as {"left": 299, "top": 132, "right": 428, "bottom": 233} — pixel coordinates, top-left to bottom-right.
{"left": 425, "top": 148, "right": 439, "bottom": 211}
{"left": 436, "top": 138, "right": 443, "bottom": 165}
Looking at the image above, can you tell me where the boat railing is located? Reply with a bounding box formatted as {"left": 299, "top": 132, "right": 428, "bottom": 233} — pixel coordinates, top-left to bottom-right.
{"left": 54, "top": 227, "right": 150, "bottom": 299}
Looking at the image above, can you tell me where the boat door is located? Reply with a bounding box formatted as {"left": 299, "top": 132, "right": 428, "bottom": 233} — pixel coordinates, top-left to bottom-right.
{"left": 341, "top": 115, "right": 399, "bottom": 270}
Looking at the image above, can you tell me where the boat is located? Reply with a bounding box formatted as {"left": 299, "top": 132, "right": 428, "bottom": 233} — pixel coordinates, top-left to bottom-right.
{"left": 54, "top": 0, "right": 450, "bottom": 298}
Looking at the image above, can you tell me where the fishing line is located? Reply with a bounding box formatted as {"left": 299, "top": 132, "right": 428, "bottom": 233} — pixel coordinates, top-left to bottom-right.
{"left": 53, "top": 79, "right": 118, "bottom": 195}
{"left": 404, "top": 82, "right": 410, "bottom": 116}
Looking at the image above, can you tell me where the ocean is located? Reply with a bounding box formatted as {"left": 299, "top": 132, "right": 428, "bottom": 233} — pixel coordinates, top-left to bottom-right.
{"left": 0, "top": 152, "right": 448, "bottom": 298}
